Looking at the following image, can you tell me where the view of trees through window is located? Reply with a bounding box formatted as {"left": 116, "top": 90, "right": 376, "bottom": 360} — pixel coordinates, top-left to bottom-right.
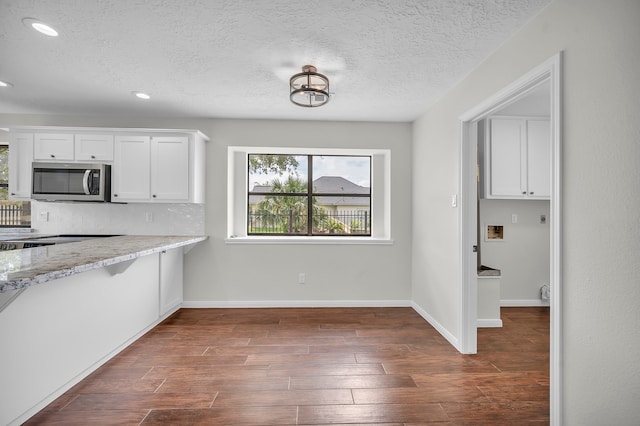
{"left": 248, "top": 154, "right": 371, "bottom": 236}
{"left": 0, "top": 145, "right": 31, "bottom": 227}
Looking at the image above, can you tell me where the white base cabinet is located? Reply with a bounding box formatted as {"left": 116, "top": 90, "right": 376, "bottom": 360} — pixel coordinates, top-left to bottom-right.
{"left": 484, "top": 117, "right": 550, "bottom": 200}
{"left": 159, "top": 248, "right": 184, "bottom": 315}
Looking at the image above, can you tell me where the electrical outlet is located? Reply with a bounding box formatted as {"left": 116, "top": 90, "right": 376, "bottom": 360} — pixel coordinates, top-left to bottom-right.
{"left": 511, "top": 214, "right": 518, "bottom": 224}
{"left": 298, "top": 273, "right": 305, "bottom": 284}
{"left": 145, "top": 212, "right": 153, "bottom": 222}
{"left": 39, "top": 211, "right": 49, "bottom": 222}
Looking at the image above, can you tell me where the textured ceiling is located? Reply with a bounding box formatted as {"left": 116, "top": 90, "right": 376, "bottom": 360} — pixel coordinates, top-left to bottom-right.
{"left": 0, "top": 0, "right": 551, "bottom": 122}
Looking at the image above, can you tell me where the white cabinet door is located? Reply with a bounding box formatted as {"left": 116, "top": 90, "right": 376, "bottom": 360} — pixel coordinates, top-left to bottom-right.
{"left": 75, "top": 134, "right": 114, "bottom": 161}
{"left": 159, "top": 248, "right": 183, "bottom": 316}
{"left": 9, "top": 132, "right": 34, "bottom": 200}
{"left": 526, "top": 120, "right": 551, "bottom": 198}
{"left": 33, "top": 133, "right": 74, "bottom": 161}
{"left": 489, "top": 119, "right": 524, "bottom": 197}
{"left": 486, "top": 118, "right": 550, "bottom": 200}
{"left": 112, "top": 136, "right": 150, "bottom": 202}
{"left": 150, "top": 136, "right": 189, "bottom": 201}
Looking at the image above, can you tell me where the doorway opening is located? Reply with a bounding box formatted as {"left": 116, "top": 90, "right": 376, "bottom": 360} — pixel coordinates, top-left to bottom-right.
{"left": 458, "top": 53, "right": 562, "bottom": 424}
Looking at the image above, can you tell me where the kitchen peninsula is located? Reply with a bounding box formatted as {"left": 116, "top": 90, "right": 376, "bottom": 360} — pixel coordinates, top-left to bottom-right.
{"left": 0, "top": 235, "right": 207, "bottom": 426}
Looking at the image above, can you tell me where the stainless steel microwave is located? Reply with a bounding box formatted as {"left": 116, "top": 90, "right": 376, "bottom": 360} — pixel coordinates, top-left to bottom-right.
{"left": 31, "top": 162, "right": 111, "bottom": 202}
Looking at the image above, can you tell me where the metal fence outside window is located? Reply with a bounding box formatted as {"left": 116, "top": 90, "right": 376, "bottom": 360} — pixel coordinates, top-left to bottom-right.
{"left": 248, "top": 210, "right": 370, "bottom": 235}
{"left": 0, "top": 203, "right": 31, "bottom": 227}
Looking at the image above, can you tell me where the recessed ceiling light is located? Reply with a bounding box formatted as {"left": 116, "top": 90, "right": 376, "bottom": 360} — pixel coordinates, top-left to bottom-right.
{"left": 0, "top": 80, "right": 14, "bottom": 88}
{"left": 132, "top": 91, "right": 151, "bottom": 100}
{"left": 22, "top": 18, "right": 58, "bottom": 37}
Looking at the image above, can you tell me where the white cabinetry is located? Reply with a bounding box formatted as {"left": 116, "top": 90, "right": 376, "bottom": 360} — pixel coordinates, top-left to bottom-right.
{"left": 485, "top": 117, "right": 550, "bottom": 199}
{"left": 112, "top": 133, "right": 204, "bottom": 203}
{"left": 75, "top": 134, "right": 114, "bottom": 161}
{"left": 33, "top": 133, "right": 75, "bottom": 161}
{"left": 151, "top": 136, "right": 189, "bottom": 201}
{"left": 8, "top": 132, "right": 34, "bottom": 200}
{"left": 159, "top": 248, "right": 183, "bottom": 316}
{"left": 9, "top": 126, "right": 207, "bottom": 204}
{"left": 112, "top": 136, "right": 151, "bottom": 201}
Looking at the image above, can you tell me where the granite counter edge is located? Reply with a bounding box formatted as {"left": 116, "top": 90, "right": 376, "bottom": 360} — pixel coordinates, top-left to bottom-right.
{"left": 0, "top": 236, "right": 207, "bottom": 293}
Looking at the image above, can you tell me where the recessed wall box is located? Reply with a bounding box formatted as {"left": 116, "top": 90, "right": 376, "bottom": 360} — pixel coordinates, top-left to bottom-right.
{"left": 486, "top": 225, "right": 504, "bottom": 241}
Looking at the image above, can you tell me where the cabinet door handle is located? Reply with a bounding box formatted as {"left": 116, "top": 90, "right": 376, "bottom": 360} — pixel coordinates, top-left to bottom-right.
{"left": 522, "top": 191, "right": 527, "bottom": 195}
{"left": 152, "top": 194, "right": 157, "bottom": 198}
{"left": 114, "top": 194, "right": 118, "bottom": 197}
{"left": 50, "top": 154, "right": 55, "bottom": 158}
{"left": 91, "top": 155, "right": 96, "bottom": 159}
{"left": 530, "top": 192, "right": 534, "bottom": 195}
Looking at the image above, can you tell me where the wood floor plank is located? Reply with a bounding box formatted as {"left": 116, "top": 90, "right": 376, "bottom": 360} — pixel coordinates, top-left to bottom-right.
{"left": 297, "top": 403, "right": 449, "bottom": 423}
{"left": 291, "top": 374, "right": 417, "bottom": 390}
{"left": 25, "top": 307, "right": 549, "bottom": 424}
{"left": 141, "top": 406, "right": 298, "bottom": 425}
{"left": 213, "top": 389, "right": 354, "bottom": 406}
{"left": 155, "top": 377, "right": 290, "bottom": 393}
{"left": 352, "top": 386, "right": 490, "bottom": 404}
{"left": 61, "top": 392, "right": 216, "bottom": 411}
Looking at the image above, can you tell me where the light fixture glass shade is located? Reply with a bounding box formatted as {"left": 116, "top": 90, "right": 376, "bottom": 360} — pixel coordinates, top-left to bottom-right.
{"left": 290, "top": 65, "right": 330, "bottom": 107}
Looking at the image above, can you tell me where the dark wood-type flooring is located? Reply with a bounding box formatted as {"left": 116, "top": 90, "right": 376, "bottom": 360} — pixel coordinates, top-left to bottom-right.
{"left": 26, "top": 307, "right": 549, "bottom": 425}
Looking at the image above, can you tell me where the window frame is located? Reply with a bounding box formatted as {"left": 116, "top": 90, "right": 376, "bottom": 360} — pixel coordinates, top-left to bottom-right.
{"left": 0, "top": 142, "right": 31, "bottom": 228}
{"left": 227, "top": 146, "right": 392, "bottom": 244}
{"left": 247, "top": 154, "right": 372, "bottom": 237}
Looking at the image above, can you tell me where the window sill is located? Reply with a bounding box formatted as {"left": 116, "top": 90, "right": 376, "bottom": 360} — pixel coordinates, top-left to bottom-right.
{"left": 224, "top": 236, "right": 393, "bottom": 245}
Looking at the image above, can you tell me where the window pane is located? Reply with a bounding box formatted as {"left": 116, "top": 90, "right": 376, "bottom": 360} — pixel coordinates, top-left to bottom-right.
{"left": 312, "top": 156, "right": 370, "bottom": 194}
{"left": 248, "top": 154, "right": 308, "bottom": 193}
{"left": 312, "top": 197, "right": 371, "bottom": 235}
{"left": 248, "top": 195, "right": 308, "bottom": 234}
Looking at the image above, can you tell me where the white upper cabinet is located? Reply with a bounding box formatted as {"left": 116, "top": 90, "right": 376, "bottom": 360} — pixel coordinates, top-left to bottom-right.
{"left": 9, "top": 126, "right": 207, "bottom": 204}
{"left": 112, "top": 135, "right": 151, "bottom": 201}
{"left": 525, "top": 120, "right": 551, "bottom": 198}
{"left": 8, "top": 132, "right": 34, "bottom": 200}
{"left": 33, "top": 133, "right": 74, "bottom": 161}
{"left": 485, "top": 117, "right": 550, "bottom": 200}
{"left": 150, "top": 136, "right": 189, "bottom": 201}
{"left": 112, "top": 132, "right": 206, "bottom": 203}
{"left": 75, "top": 134, "right": 114, "bottom": 161}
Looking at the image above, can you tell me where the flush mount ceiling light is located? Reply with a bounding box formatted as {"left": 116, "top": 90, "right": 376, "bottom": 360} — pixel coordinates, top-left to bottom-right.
{"left": 0, "top": 80, "right": 14, "bottom": 88}
{"left": 22, "top": 18, "right": 58, "bottom": 37}
{"left": 131, "top": 91, "right": 151, "bottom": 100}
{"left": 289, "top": 65, "right": 330, "bottom": 107}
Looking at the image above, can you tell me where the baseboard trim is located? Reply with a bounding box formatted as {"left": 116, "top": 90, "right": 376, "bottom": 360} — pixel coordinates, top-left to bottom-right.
{"left": 501, "top": 299, "right": 550, "bottom": 307}
{"left": 182, "top": 300, "right": 412, "bottom": 308}
{"left": 477, "top": 319, "right": 503, "bottom": 328}
{"left": 410, "top": 302, "right": 461, "bottom": 352}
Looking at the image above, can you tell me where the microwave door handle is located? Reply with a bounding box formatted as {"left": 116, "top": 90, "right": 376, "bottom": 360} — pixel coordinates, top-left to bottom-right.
{"left": 83, "top": 170, "right": 92, "bottom": 195}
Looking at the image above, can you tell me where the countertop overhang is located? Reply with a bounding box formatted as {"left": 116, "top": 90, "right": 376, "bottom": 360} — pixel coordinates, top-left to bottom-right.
{"left": 0, "top": 235, "right": 207, "bottom": 292}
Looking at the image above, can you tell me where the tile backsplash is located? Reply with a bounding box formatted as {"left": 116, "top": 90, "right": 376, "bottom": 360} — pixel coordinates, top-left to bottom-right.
{"left": 31, "top": 201, "right": 205, "bottom": 235}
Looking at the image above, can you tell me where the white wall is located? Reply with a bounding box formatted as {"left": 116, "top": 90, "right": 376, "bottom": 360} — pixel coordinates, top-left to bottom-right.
{"left": 0, "top": 114, "right": 413, "bottom": 305}
{"left": 412, "top": 0, "right": 640, "bottom": 424}
{"left": 479, "top": 199, "right": 550, "bottom": 305}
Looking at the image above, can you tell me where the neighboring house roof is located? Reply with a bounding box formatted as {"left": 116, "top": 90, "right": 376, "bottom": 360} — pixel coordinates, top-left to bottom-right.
{"left": 250, "top": 176, "right": 370, "bottom": 207}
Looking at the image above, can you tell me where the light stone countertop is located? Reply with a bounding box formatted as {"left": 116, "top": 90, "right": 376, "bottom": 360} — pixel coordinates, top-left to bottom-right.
{"left": 0, "top": 235, "right": 207, "bottom": 292}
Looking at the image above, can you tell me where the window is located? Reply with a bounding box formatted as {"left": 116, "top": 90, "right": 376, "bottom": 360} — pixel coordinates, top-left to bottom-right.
{"left": 0, "top": 144, "right": 31, "bottom": 227}
{"left": 227, "top": 146, "right": 391, "bottom": 243}
{"left": 247, "top": 154, "right": 371, "bottom": 236}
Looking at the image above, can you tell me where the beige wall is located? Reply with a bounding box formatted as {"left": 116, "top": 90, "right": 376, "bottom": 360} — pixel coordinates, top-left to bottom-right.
{"left": 412, "top": 0, "right": 640, "bottom": 423}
